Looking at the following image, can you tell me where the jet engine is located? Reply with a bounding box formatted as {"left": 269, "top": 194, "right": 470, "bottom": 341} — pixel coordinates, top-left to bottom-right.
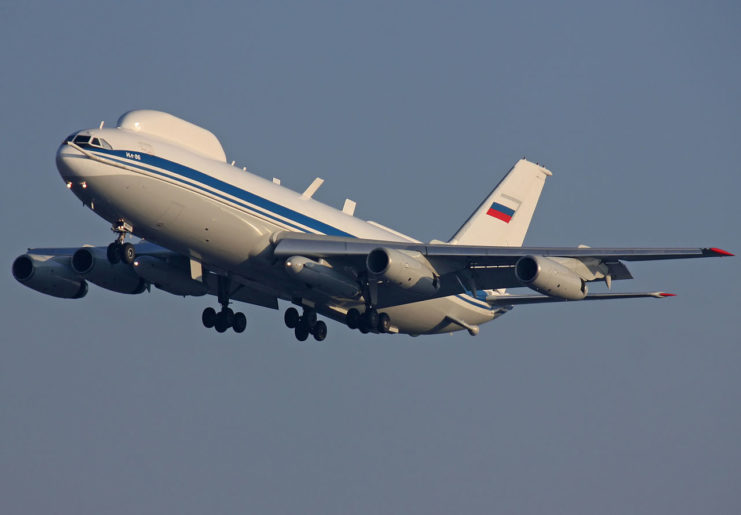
{"left": 366, "top": 247, "right": 439, "bottom": 296}
{"left": 12, "top": 254, "right": 88, "bottom": 299}
{"left": 515, "top": 255, "right": 587, "bottom": 300}
{"left": 71, "top": 247, "right": 146, "bottom": 294}
{"left": 133, "top": 255, "right": 208, "bottom": 296}
{"left": 284, "top": 256, "right": 360, "bottom": 299}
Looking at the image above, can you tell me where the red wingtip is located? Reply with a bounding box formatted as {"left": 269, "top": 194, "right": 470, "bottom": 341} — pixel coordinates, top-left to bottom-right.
{"left": 659, "top": 292, "right": 676, "bottom": 297}
{"left": 710, "top": 247, "right": 734, "bottom": 256}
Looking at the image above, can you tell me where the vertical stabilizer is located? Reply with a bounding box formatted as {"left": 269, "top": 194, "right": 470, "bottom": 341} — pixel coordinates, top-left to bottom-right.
{"left": 449, "top": 159, "right": 552, "bottom": 246}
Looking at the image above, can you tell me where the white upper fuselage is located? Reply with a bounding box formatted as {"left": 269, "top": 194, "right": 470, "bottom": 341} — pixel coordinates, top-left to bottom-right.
{"left": 56, "top": 113, "right": 502, "bottom": 334}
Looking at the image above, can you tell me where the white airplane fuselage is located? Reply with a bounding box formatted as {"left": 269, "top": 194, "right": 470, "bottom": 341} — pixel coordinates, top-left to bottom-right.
{"left": 56, "top": 123, "right": 503, "bottom": 336}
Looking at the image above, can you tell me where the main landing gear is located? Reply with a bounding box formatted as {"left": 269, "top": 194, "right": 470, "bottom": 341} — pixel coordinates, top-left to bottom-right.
{"left": 201, "top": 276, "right": 247, "bottom": 334}
{"left": 284, "top": 307, "right": 327, "bottom": 342}
{"left": 345, "top": 308, "right": 391, "bottom": 334}
{"left": 106, "top": 219, "right": 136, "bottom": 265}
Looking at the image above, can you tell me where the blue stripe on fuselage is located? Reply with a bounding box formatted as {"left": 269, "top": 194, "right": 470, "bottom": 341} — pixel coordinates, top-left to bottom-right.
{"left": 86, "top": 146, "right": 355, "bottom": 237}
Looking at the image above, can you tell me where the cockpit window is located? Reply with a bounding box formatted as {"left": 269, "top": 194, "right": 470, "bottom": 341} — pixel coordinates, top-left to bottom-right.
{"left": 91, "top": 137, "right": 112, "bottom": 149}
{"left": 71, "top": 134, "right": 112, "bottom": 150}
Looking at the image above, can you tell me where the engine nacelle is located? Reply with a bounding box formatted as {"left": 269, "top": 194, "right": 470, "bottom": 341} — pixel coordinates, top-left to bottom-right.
{"left": 366, "top": 247, "right": 439, "bottom": 296}
{"left": 515, "top": 255, "right": 588, "bottom": 300}
{"left": 133, "top": 255, "right": 208, "bottom": 296}
{"left": 285, "top": 256, "right": 360, "bottom": 299}
{"left": 71, "top": 247, "right": 146, "bottom": 294}
{"left": 12, "top": 254, "right": 88, "bottom": 299}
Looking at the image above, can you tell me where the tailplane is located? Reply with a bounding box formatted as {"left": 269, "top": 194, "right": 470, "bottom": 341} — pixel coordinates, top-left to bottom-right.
{"left": 449, "top": 159, "right": 552, "bottom": 247}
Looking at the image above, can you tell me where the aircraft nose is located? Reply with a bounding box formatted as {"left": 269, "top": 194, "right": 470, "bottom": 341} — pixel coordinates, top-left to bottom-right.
{"left": 56, "top": 142, "right": 83, "bottom": 181}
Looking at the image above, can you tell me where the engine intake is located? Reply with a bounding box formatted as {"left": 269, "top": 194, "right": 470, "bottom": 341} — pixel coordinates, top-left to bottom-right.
{"left": 12, "top": 254, "right": 88, "bottom": 299}
{"left": 515, "top": 255, "right": 587, "bottom": 300}
{"left": 366, "top": 248, "right": 439, "bottom": 296}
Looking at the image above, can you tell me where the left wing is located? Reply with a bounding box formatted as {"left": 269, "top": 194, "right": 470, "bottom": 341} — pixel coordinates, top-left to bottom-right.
{"left": 272, "top": 232, "right": 732, "bottom": 264}
{"left": 271, "top": 232, "right": 732, "bottom": 308}
{"left": 486, "top": 291, "right": 675, "bottom": 306}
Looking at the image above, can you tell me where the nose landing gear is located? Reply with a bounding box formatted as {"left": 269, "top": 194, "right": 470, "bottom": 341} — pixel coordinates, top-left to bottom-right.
{"left": 106, "top": 219, "right": 136, "bottom": 265}
{"left": 284, "top": 307, "right": 327, "bottom": 341}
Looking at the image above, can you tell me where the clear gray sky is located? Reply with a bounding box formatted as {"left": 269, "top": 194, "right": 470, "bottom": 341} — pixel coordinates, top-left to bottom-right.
{"left": 1, "top": 1, "right": 739, "bottom": 514}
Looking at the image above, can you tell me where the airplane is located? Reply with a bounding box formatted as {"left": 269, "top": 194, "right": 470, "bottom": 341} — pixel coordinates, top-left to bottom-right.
{"left": 12, "top": 110, "right": 733, "bottom": 341}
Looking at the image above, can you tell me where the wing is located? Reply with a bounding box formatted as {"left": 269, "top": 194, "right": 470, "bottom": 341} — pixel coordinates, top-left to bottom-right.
{"left": 486, "top": 291, "right": 676, "bottom": 306}
{"left": 271, "top": 232, "right": 732, "bottom": 308}
{"left": 272, "top": 232, "right": 731, "bottom": 263}
{"left": 15, "top": 242, "right": 279, "bottom": 309}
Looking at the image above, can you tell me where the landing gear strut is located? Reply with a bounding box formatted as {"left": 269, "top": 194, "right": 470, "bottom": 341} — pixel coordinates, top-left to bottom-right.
{"left": 202, "top": 276, "right": 247, "bottom": 334}
{"left": 284, "top": 306, "right": 327, "bottom": 341}
{"left": 106, "top": 219, "right": 136, "bottom": 265}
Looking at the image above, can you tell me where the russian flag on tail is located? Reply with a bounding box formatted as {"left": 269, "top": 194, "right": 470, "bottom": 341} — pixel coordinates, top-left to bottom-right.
{"left": 486, "top": 201, "right": 515, "bottom": 223}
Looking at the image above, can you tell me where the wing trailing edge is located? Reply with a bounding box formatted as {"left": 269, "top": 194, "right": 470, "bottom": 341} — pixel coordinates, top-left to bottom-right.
{"left": 486, "top": 291, "right": 676, "bottom": 306}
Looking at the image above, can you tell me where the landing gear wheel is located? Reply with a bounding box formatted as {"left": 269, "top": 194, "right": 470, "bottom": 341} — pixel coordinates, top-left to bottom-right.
{"left": 365, "top": 310, "right": 379, "bottom": 331}
{"left": 107, "top": 242, "right": 121, "bottom": 264}
{"left": 346, "top": 308, "right": 360, "bottom": 329}
{"left": 232, "top": 312, "right": 247, "bottom": 333}
{"left": 312, "top": 320, "right": 327, "bottom": 341}
{"left": 358, "top": 316, "right": 371, "bottom": 333}
{"left": 223, "top": 308, "right": 234, "bottom": 327}
{"left": 202, "top": 307, "right": 217, "bottom": 328}
{"left": 295, "top": 323, "right": 310, "bottom": 341}
{"left": 120, "top": 242, "right": 136, "bottom": 265}
{"left": 377, "top": 313, "right": 391, "bottom": 333}
{"left": 214, "top": 311, "right": 230, "bottom": 333}
{"left": 303, "top": 309, "right": 317, "bottom": 328}
{"left": 284, "top": 307, "right": 300, "bottom": 328}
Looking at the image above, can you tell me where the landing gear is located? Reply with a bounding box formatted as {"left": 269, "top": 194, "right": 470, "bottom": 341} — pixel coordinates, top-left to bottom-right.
{"left": 284, "top": 306, "right": 327, "bottom": 341}
{"left": 202, "top": 276, "right": 246, "bottom": 334}
{"left": 106, "top": 219, "right": 136, "bottom": 264}
{"left": 345, "top": 307, "right": 391, "bottom": 334}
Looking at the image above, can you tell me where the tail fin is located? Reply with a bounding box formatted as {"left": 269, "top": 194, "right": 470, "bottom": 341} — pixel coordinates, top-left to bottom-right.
{"left": 449, "top": 159, "right": 552, "bottom": 246}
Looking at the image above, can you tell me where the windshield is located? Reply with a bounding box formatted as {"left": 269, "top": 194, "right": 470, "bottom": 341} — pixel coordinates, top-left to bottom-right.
{"left": 71, "top": 134, "right": 112, "bottom": 150}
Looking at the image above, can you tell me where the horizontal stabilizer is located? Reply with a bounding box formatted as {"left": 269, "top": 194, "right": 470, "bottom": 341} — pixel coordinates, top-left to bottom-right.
{"left": 486, "top": 291, "right": 675, "bottom": 306}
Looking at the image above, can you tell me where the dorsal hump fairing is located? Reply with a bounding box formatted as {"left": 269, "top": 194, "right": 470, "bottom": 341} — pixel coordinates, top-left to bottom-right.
{"left": 116, "top": 110, "right": 227, "bottom": 162}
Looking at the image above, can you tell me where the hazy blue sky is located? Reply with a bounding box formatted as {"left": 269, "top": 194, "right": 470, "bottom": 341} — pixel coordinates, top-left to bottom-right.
{"left": 1, "top": 1, "right": 739, "bottom": 514}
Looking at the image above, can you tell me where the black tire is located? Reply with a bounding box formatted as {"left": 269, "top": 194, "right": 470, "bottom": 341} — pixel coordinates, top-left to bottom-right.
{"left": 365, "top": 310, "right": 379, "bottom": 331}
{"left": 107, "top": 242, "right": 121, "bottom": 264}
{"left": 214, "top": 311, "right": 229, "bottom": 333}
{"left": 358, "top": 314, "right": 371, "bottom": 333}
{"left": 202, "top": 307, "right": 217, "bottom": 328}
{"left": 284, "top": 307, "right": 300, "bottom": 328}
{"left": 295, "top": 323, "right": 310, "bottom": 341}
{"left": 232, "top": 312, "right": 247, "bottom": 333}
{"left": 223, "top": 307, "right": 234, "bottom": 327}
{"left": 303, "top": 309, "right": 317, "bottom": 328}
{"left": 377, "top": 312, "right": 391, "bottom": 333}
{"left": 312, "top": 320, "right": 327, "bottom": 341}
{"left": 120, "top": 242, "right": 136, "bottom": 264}
{"left": 346, "top": 308, "right": 360, "bottom": 329}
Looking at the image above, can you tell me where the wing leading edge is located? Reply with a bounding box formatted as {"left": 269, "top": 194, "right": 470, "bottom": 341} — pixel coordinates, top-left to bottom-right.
{"left": 272, "top": 232, "right": 732, "bottom": 265}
